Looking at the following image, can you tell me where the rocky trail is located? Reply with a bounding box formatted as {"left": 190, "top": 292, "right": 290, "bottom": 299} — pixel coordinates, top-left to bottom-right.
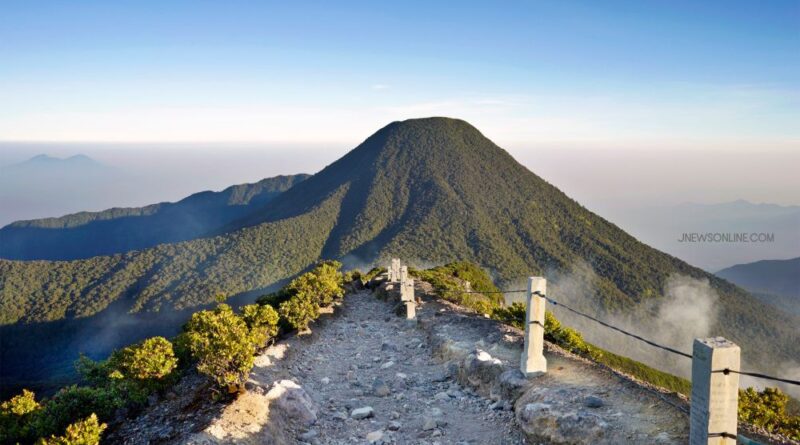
{"left": 113, "top": 279, "right": 697, "bottom": 444}
{"left": 255, "top": 289, "right": 522, "bottom": 444}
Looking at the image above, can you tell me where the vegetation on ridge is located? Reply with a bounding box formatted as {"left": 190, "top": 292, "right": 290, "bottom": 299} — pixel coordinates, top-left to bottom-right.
{"left": 0, "top": 261, "right": 348, "bottom": 445}
{"left": 1, "top": 117, "right": 798, "bottom": 402}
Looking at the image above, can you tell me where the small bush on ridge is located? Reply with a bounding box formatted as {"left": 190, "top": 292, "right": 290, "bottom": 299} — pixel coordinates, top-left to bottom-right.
{"left": 36, "top": 413, "right": 106, "bottom": 445}
{"left": 240, "top": 303, "right": 280, "bottom": 348}
{"left": 181, "top": 304, "right": 255, "bottom": 393}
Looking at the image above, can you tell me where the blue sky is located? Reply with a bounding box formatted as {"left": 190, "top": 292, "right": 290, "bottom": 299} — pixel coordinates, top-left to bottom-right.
{"left": 1, "top": 0, "right": 798, "bottom": 148}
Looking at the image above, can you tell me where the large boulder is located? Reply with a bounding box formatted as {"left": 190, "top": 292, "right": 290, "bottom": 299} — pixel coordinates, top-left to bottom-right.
{"left": 517, "top": 401, "right": 609, "bottom": 444}
{"left": 266, "top": 379, "right": 319, "bottom": 427}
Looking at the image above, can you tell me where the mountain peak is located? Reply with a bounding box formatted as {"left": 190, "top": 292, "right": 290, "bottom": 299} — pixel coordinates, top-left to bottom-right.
{"left": 377, "top": 116, "right": 489, "bottom": 146}
{"left": 15, "top": 153, "right": 100, "bottom": 167}
{"left": 388, "top": 116, "right": 478, "bottom": 130}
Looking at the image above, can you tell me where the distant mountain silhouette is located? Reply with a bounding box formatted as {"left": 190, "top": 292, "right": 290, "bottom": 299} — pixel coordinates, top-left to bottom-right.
{"left": 0, "top": 174, "right": 309, "bottom": 260}
{"left": 717, "top": 256, "right": 800, "bottom": 296}
{"left": 11, "top": 153, "right": 100, "bottom": 168}
{"left": 716, "top": 257, "right": 799, "bottom": 315}
{"left": 0, "top": 154, "right": 120, "bottom": 226}
{"left": 2, "top": 118, "right": 797, "bottom": 395}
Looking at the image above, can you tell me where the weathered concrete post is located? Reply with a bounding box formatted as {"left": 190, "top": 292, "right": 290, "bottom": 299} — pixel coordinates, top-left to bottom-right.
{"left": 521, "top": 277, "right": 547, "bottom": 376}
{"left": 400, "top": 277, "right": 415, "bottom": 320}
{"left": 690, "top": 337, "right": 740, "bottom": 445}
{"left": 400, "top": 265, "right": 408, "bottom": 283}
{"left": 389, "top": 258, "right": 401, "bottom": 283}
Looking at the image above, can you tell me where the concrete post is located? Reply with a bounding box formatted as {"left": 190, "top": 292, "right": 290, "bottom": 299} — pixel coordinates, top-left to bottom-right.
{"left": 404, "top": 300, "right": 416, "bottom": 319}
{"left": 521, "top": 277, "right": 547, "bottom": 376}
{"left": 400, "top": 278, "right": 414, "bottom": 302}
{"left": 690, "top": 337, "right": 740, "bottom": 445}
{"left": 401, "top": 277, "right": 415, "bottom": 319}
{"left": 400, "top": 265, "right": 408, "bottom": 283}
{"left": 389, "top": 258, "right": 401, "bottom": 283}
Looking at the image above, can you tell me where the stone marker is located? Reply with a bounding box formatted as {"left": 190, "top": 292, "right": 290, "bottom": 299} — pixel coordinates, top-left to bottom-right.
{"left": 405, "top": 301, "right": 416, "bottom": 320}
{"left": 400, "top": 276, "right": 416, "bottom": 320}
{"left": 400, "top": 277, "right": 414, "bottom": 302}
{"left": 389, "top": 258, "right": 401, "bottom": 283}
{"left": 690, "top": 337, "right": 740, "bottom": 445}
{"left": 521, "top": 277, "right": 547, "bottom": 376}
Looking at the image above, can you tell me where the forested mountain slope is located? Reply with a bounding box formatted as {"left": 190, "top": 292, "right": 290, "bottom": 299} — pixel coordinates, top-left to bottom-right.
{"left": 0, "top": 174, "right": 309, "bottom": 260}
{"left": 1, "top": 118, "right": 797, "bottom": 386}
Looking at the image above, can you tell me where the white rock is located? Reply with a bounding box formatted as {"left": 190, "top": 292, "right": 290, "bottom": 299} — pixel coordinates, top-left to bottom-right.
{"left": 266, "top": 380, "right": 318, "bottom": 426}
{"left": 366, "top": 430, "right": 383, "bottom": 443}
{"left": 474, "top": 349, "right": 502, "bottom": 365}
{"left": 351, "top": 406, "right": 375, "bottom": 420}
{"left": 380, "top": 361, "right": 395, "bottom": 369}
{"left": 321, "top": 377, "right": 330, "bottom": 385}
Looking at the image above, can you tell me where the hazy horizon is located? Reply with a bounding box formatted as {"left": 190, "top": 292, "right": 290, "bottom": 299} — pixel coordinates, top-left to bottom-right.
{"left": 4, "top": 1, "right": 798, "bottom": 223}
{"left": 2, "top": 138, "right": 798, "bottom": 219}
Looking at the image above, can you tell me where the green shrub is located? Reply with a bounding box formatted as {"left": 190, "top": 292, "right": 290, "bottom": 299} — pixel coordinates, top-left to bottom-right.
{"left": 182, "top": 304, "right": 256, "bottom": 392}
{"left": 31, "top": 386, "right": 121, "bottom": 442}
{"left": 111, "top": 337, "right": 177, "bottom": 381}
{"left": 240, "top": 304, "right": 280, "bottom": 347}
{"left": 1, "top": 389, "right": 40, "bottom": 416}
{"left": 172, "top": 332, "right": 194, "bottom": 369}
{"left": 1, "top": 389, "right": 42, "bottom": 444}
{"left": 262, "top": 260, "right": 345, "bottom": 331}
{"left": 465, "top": 296, "right": 495, "bottom": 316}
{"left": 278, "top": 292, "right": 320, "bottom": 331}
{"left": 361, "top": 266, "right": 386, "bottom": 284}
{"left": 287, "top": 261, "right": 344, "bottom": 306}
{"left": 36, "top": 413, "right": 106, "bottom": 445}
{"left": 75, "top": 337, "right": 178, "bottom": 406}
{"left": 427, "top": 262, "right": 500, "bottom": 297}
{"left": 417, "top": 262, "right": 501, "bottom": 315}
{"left": 492, "top": 302, "right": 525, "bottom": 329}
{"left": 739, "top": 387, "right": 800, "bottom": 440}
{"left": 257, "top": 260, "right": 345, "bottom": 309}
{"left": 255, "top": 287, "right": 293, "bottom": 308}
{"left": 343, "top": 269, "right": 362, "bottom": 285}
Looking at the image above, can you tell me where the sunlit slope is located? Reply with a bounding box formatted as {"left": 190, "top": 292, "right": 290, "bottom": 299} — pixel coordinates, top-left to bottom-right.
{"left": 1, "top": 117, "right": 797, "bottom": 369}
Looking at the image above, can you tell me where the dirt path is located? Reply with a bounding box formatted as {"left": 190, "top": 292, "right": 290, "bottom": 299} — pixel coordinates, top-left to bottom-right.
{"left": 255, "top": 290, "right": 523, "bottom": 444}
{"left": 111, "top": 282, "right": 791, "bottom": 444}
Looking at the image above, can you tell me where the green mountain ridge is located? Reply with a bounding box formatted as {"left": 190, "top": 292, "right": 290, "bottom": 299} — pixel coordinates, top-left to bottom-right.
{"left": 1, "top": 117, "right": 797, "bottom": 393}
{"left": 0, "top": 174, "right": 309, "bottom": 260}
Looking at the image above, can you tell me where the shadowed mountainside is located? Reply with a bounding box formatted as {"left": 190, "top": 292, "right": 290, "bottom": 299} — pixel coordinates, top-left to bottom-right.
{"left": 0, "top": 174, "right": 309, "bottom": 260}
{"left": 716, "top": 257, "right": 800, "bottom": 298}
{"left": 716, "top": 257, "right": 800, "bottom": 316}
